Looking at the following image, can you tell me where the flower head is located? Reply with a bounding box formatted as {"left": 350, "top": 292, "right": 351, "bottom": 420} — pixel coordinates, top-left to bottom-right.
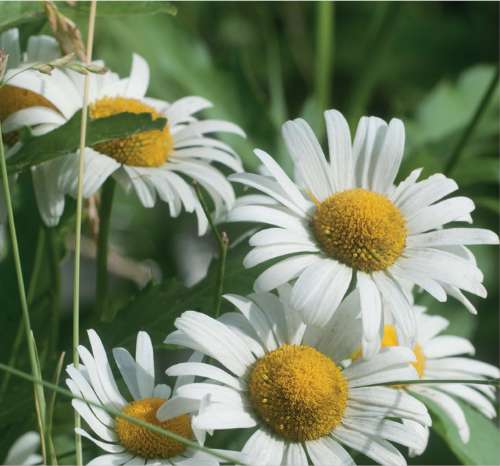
{"left": 228, "top": 109, "right": 498, "bottom": 355}
{"left": 161, "top": 287, "right": 431, "bottom": 466}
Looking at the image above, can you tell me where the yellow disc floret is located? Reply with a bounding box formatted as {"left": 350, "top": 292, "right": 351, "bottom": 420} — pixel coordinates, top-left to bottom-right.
{"left": 248, "top": 344, "right": 348, "bottom": 441}
{"left": 115, "top": 397, "right": 192, "bottom": 459}
{"left": 90, "top": 97, "right": 173, "bottom": 167}
{"left": 312, "top": 188, "right": 407, "bottom": 272}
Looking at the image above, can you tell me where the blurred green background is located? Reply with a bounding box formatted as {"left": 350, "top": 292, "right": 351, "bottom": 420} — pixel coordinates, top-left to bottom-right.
{"left": 0, "top": 1, "right": 498, "bottom": 464}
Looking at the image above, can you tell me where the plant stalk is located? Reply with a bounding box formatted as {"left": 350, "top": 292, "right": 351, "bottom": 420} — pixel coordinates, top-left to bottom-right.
{"left": 194, "top": 183, "right": 229, "bottom": 318}
{"left": 0, "top": 124, "right": 47, "bottom": 460}
{"left": 73, "top": 1, "right": 97, "bottom": 464}
{"left": 95, "top": 177, "right": 116, "bottom": 321}
{"left": 46, "top": 227, "right": 61, "bottom": 357}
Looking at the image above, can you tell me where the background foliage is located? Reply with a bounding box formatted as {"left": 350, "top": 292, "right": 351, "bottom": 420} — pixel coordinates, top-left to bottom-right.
{"left": 0, "top": 2, "right": 498, "bottom": 465}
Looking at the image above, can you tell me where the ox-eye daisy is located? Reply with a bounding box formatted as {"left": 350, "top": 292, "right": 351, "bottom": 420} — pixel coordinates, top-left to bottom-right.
{"left": 5, "top": 52, "right": 244, "bottom": 234}
{"left": 228, "top": 109, "right": 498, "bottom": 354}
{"left": 160, "top": 287, "right": 431, "bottom": 466}
{"left": 0, "top": 27, "right": 66, "bottom": 227}
{"left": 3, "top": 431, "right": 41, "bottom": 465}
{"left": 65, "top": 330, "right": 236, "bottom": 466}
{"left": 375, "top": 305, "right": 499, "bottom": 456}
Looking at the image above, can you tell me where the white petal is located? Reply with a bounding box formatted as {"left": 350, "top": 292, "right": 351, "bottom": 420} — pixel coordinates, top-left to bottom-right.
{"left": 86, "top": 453, "right": 134, "bottom": 466}
{"left": 31, "top": 160, "right": 65, "bottom": 227}
{"left": 112, "top": 348, "right": 142, "bottom": 401}
{"left": 133, "top": 331, "right": 155, "bottom": 399}
{"left": 164, "top": 96, "right": 212, "bottom": 125}
{"left": 3, "top": 106, "right": 65, "bottom": 133}
{"left": 152, "top": 384, "right": 171, "bottom": 399}
{"left": 125, "top": 54, "right": 150, "bottom": 99}
{"left": 371, "top": 118, "right": 405, "bottom": 193}
{"left": 283, "top": 443, "right": 308, "bottom": 466}
{"left": 26, "top": 34, "right": 60, "bottom": 61}
{"left": 5, "top": 432, "right": 40, "bottom": 465}
{"left": 332, "top": 425, "right": 406, "bottom": 466}
{"left": 156, "top": 397, "right": 200, "bottom": 421}
{"left": 407, "top": 227, "right": 499, "bottom": 248}
{"left": 192, "top": 402, "right": 257, "bottom": 430}
{"left": 282, "top": 119, "right": 334, "bottom": 201}
{"left": 324, "top": 109, "right": 354, "bottom": 192}
{"left": 76, "top": 428, "right": 124, "bottom": 453}
{"left": 357, "top": 272, "right": 382, "bottom": 357}
{"left": 306, "top": 436, "right": 355, "bottom": 466}
{"left": 241, "top": 429, "right": 285, "bottom": 466}
{"left": 121, "top": 166, "right": 157, "bottom": 207}
{"left": 227, "top": 204, "right": 307, "bottom": 232}
{"left": 254, "top": 254, "right": 321, "bottom": 292}
{"left": 412, "top": 386, "right": 470, "bottom": 442}
{"left": 423, "top": 335, "right": 475, "bottom": 359}
{"left": 166, "top": 362, "right": 244, "bottom": 391}
{"left": 425, "top": 357, "right": 500, "bottom": 378}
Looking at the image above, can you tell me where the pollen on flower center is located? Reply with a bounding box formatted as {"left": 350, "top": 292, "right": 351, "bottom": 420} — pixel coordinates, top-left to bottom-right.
{"left": 312, "top": 188, "right": 407, "bottom": 272}
{"left": 381, "top": 324, "right": 426, "bottom": 378}
{"left": 248, "top": 344, "right": 348, "bottom": 441}
{"left": 115, "top": 397, "right": 192, "bottom": 459}
{"left": 90, "top": 97, "right": 173, "bottom": 167}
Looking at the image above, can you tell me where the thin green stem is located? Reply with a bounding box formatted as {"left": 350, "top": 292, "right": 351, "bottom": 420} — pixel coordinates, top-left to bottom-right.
{"left": 96, "top": 177, "right": 116, "bottom": 321}
{"left": 0, "top": 226, "right": 45, "bottom": 399}
{"left": 0, "top": 363, "right": 244, "bottom": 465}
{"left": 0, "top": 123, "right": 47, "bottom": 459}
{"left": 73, "top": 2, "right": 97, "bottom": 464}
{"left": 444, "top": 64, "right": 499, "bottom": 175}
{"left": 347, "top": 2, "right": 401, "bottom": 124}
{"left": 371, "top": 378, "right": 500, "bottom": 387}
{"left": 46, "top": 227, "right": 61, "bottom": 357}
{"left": 47, "top": 352, "right": 65, "bottom": 466}
{"left": 314, "top": 1, "right": 334, "bottom": 112}
{"left": 194, "top": 183, "right": 229, "bottom": 318}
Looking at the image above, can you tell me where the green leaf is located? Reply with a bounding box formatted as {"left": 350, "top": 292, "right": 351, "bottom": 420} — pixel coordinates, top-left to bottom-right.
{"left": 7, "top": 112, "right": 167, "bottom": 174}
{"left": 426, "top": 396, "right": 500, "bottom": 465}
{"left": 0, "top": 2, "right": 45, "bottom": 34}
{"left": 67, "top": 1, "right": 177, "bottom": 17}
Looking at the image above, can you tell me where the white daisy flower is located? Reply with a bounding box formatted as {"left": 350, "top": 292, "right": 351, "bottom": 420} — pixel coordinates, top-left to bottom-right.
{"left": 227, "top": 109, "right": 499, "bottom": 354}
{"left": 160, "top": 287, "right": 432, "bottom": 466}
{"left": 0, "top": 27, "right": 68, "bottom": 227}
{"left": 5, "top": 51, "right": 245, "bottom": 234}
{"left": 3, "top": 431, "right": 41, "bottom": 465}
{"left": 374, "top": 306, "right": 500, "bottom": 455}
{"left": 65, "top": 329, "right": 234, "bottom": 466}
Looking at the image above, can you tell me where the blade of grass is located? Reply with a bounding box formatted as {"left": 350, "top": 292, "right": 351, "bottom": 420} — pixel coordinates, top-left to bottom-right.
{"left": 73, "top": 1, "right": 97, "bottom": 464}
{"left": 0, "top": 122, "right": 47, "bottom": 461}
{"left": 0, "top": 362, "right": 245, "bottom": 465}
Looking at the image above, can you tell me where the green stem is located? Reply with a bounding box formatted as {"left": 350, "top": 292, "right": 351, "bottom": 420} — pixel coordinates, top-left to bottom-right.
{"left": 46, "top": 227, "right": 61, "bottom": 357}
{"left": 194, "top": 183, "right": 229, "bottom": 318}
{"left": 0, "top": 123, "right": 47, "bottom": 459}
{"left": 347, "top": 2, "right": 401, "bottom": 125}
{"left": 444, "top": 64, "right": 499, "bottom": 175}
{"left": 0, "top": 363, "right": 244, "bottom": 465}
{"left": 47, "top": 352, "right": 65, "bottom": 466}
{"left": 73, "top": 2, "right": 97, "bottom": 464}
{"left": 314, "top": 1, "right": 334, "bottom": 112}
{"left": 372, "top": 378, "right": 500, "bottom": 387}
{"left": 96, "top": 177, "right": 116, "bottom": 321}
{"left": 0, "top": 226, "right": 45, "bottom": 399}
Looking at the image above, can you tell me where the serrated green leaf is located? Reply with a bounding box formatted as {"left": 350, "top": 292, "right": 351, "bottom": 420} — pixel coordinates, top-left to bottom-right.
{"left": 7, "top": 112, "right": 167, "bottom": 174}
{"left": 426, "top": 396, "right": 500, "bottom": 465}
{"left": 0, "top": 2, "right": 45, "bottom": 34}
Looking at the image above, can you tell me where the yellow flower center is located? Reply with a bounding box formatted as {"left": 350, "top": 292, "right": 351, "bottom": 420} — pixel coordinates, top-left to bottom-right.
{"left": 312, "top": 188, "right": 407, "bottom": 272}
{"left": 248, "top": 344, "right": 348, "bottom": 441}
{"left": 382, "top": 324, "right": 426, "bottom": 378}
{"left": 90, "top": 97, "right": 173, "bottom": 167}
{"left": 0, "top": 85, "right": 58, "bottom": 145}
{"left": 115, "top": 397, "right": 192, "bottom": 459}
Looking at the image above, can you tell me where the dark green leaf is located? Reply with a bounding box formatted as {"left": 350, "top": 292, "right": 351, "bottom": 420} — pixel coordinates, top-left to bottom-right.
{"left": 0, "top": 2, "right": 45, "bottom": 34}
{"left": 7, "top": 112, "right": 167, "bottom": 174}
{"left": 426, "top": 396, "right": 500, "bottom": 465}
{"left": 68, "top": 1, "right": 177, "bottom": 17}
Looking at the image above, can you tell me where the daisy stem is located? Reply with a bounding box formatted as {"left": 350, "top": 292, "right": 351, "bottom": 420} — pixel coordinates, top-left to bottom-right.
{"left": 444, "top": 63, "right": 499, "bottom": 175}
{"left": 0, "top": 362, "right": 246, "bottom": 465}
{"left": 73, "top": 2, "right": 97, "bottom": 464}
{"left": 0, "top": 226, "right": 45, "bottom": 400}
{"left": 95, "top": 177, "right": 116, "bottom": 321}
{"left": 314, "top": 1, "right": 334, "bottom": 113}
{"left": 0, "top": 125, "right": 47, "bottom": 459}
{"left": 46, "top": 227, "right": 61, "bottom": 357}
{"left": 194, "top": 182, "right": 229, "bottom": 318}
{"left": 374, "top": 378, "right": 500, "bottom": 387}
